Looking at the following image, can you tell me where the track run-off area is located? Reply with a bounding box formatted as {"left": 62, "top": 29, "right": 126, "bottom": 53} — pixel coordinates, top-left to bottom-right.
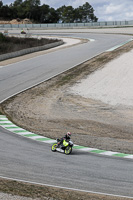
{"left": 0, "top": 27, "right": 133, "bottom": 199}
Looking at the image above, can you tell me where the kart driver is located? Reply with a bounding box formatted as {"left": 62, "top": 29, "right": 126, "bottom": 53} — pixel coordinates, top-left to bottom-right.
{"left": 57, "top": 132, "right": 71, "bottom": 147}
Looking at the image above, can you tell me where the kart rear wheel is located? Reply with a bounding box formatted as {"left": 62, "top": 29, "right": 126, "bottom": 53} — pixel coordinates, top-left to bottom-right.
{"left": 65, "top": 146, "right": 72, "bottom": 155}
{"left": 51, "top": 144, "right": 57, "bottom": 152}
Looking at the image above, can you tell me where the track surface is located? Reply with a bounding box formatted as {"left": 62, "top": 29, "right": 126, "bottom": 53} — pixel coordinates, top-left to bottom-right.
{"left": 0, "top": 30, "right": 133, "bottom": 197}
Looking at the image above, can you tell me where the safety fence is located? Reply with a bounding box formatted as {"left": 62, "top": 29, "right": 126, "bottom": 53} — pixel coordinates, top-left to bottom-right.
{"left": 0, "top": 20, "right": 133, "bottom": 29}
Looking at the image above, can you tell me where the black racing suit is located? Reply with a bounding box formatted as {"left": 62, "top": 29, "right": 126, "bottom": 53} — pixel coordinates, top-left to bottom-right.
{"left": 58, "top": 134, "right": 71, "bottom": 147}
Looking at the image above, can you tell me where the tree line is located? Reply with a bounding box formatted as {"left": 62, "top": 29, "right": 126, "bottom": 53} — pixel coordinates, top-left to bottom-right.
{"left": 0, "top": 0, "right": 98, "bottom": 23}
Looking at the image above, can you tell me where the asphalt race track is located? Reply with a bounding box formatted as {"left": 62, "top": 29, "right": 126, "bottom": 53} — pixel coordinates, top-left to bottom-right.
{"left": 0, "top": 29, "right": 133, "bottom": 198}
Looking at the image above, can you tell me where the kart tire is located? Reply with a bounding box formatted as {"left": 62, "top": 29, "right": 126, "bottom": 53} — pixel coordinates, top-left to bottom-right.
{"left": 65, "top": 146, "right": 72, "bottom": 155}
{"left": 51, "top": 144, "right": 57, "bottom": 152}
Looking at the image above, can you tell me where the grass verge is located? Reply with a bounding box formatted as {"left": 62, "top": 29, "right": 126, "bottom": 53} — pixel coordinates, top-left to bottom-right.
{"left": 0, "top": 33, "right": 59, "bottom": 55}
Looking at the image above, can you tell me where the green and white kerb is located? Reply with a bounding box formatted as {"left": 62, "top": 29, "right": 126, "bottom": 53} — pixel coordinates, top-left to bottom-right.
{"left": 0, "top": 115, "right": 133, "bottom": 159}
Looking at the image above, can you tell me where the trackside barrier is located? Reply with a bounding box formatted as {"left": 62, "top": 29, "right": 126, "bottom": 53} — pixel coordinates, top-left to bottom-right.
{"left": 0, "top": 20, "right": 133, "bottom": 29}
{"left": 0, "top": 40, "right": 63, "bottom": 61}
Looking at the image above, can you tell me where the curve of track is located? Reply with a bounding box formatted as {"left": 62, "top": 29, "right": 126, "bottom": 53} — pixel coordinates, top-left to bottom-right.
{"left": 0, "top": 30, "right": 133, "bottom": 198}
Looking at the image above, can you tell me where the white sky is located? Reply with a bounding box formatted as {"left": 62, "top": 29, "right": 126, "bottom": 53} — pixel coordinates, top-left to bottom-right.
{"left": 3, "top": 0, "right": 133, "bottom": 21}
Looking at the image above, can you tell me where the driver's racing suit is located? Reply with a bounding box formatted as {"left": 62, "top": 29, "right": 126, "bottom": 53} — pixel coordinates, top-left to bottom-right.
{"left": 57, "top": 134, "right": 71, "bottom": 147}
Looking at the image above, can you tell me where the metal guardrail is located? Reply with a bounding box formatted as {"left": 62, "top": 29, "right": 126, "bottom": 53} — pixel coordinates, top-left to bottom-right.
{"left": 0, "top": 20, "right": 133, "bottom": 29}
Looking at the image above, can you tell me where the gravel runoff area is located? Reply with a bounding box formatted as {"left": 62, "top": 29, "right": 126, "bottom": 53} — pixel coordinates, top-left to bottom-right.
{"left": 70, "top": 48, "right": 133, "bottom": 107}
{"left": 1, "top": 35, "right": 133, "bottom": 200}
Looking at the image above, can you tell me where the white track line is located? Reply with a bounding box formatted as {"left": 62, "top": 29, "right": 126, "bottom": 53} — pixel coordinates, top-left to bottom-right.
{"left": 0, "top": 175, "right": 132, "bottom": 199}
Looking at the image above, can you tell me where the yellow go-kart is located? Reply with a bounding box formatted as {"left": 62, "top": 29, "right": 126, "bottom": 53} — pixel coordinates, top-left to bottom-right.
{"left": 51, "top": 139, "right": 73, "bottom": 155}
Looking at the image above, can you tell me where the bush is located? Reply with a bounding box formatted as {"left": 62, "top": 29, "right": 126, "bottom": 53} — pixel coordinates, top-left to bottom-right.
{"left": 0, "top": 35, "right": 60, "bottom": 55}
{"left": 0, "top": 33, "right": 7, "bottom": 42}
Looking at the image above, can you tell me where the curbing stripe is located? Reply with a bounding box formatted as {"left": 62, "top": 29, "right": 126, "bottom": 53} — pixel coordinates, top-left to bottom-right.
{"left": 5, "top": 126, "right": 19, "bottom": 128}
{"left": 22, "top": 134, "right": 39, "bottom": 137}
{"left": 30, "top": 136, "right": 45, "bottom": 140}
{"left": 11, "top": 129, "right": 26, "bottom": 132}
{"left": 106, "top": 38, "right": 133, "bottom": 52}
{"left": 80, "top": 147, "right": 98, "bottom": 151}
{"left": 0, "top": 119, "right": 9, "bottom": 121}
{"left": 13, "top": 129, "right": 30, "bottom": 133}
{"left": 0, "top": 122, "right": 13, "bottom": 125}
{"left": 36, "top": 137, "right": 53, "bottom": 141}
{"left": 99, "top": 151, "right": 119, "bottom": 156}
{"left": 113, "top": 153, "right": 131, "bottom": 157}
{"left": 17, "top": 132, "right": 35, "bottom": 135}
{"left": 125, "top": 155, "right": 133, "bottom": 159}
{"left": 42, "top": 139, "right": 57, "bottom": 144}
{"left": 0, "top": 114, "right": 133, "bottom": 159}
{"left": 90, "top": 150, "right": 107, "bottom": 154}
{"left": 73, "top": 145, "right": 88, "bottom": 149}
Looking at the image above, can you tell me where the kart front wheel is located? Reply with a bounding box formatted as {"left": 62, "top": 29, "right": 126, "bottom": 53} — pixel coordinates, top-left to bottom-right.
{"left": 65, "top": 146, "right": 72, "bottom": 155}
{"left": 51, "top": 144, "right": 57, "bottom": 152}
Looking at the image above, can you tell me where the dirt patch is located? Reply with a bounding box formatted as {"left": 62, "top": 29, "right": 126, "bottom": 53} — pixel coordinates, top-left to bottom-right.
{"left": 0, "top": 178, "right": 132, "bottom": 200}
{"left": 0, "top": 18, "right": 32, "bottom": 24}
{"left": 1, "top": 40, "right": 133, "bottom": 154}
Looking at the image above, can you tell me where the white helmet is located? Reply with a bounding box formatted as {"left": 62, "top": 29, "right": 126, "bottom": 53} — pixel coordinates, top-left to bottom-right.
{"left": 67, "top": 132, "right": 71, "bottom": 137}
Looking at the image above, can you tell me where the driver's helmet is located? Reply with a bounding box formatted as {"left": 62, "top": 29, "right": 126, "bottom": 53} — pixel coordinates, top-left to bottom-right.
{"left": 67, "top": 132, "right": 71, "bottom": 137}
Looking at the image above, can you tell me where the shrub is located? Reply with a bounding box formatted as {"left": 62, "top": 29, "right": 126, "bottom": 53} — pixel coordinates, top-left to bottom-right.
{"left": 0, "top": 33, "right": 7, "bottom": 42}
{"left": 0, "top": 35, "right": 60, "bottom": 55}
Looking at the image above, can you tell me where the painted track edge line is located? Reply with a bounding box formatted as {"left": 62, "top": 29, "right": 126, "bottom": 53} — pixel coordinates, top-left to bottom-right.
{"left": 106, "top": 38, "right": 133, "bottom": 51}
{"left": 0, "top": 175, "right": 133, "bottom": 199}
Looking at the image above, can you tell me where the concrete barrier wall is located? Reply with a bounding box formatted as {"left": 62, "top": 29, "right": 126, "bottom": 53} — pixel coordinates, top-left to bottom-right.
{"left": 0, "top": 40, "right": 63, "bottom": 61}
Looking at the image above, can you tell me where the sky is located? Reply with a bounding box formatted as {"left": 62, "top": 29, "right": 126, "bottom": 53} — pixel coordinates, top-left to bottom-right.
{"left": 3, "top": 0, "right": 133, "bottom": 21}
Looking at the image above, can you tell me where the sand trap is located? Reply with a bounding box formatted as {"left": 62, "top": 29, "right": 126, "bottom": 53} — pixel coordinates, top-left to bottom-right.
{"left": 70, "top": 49, "right": 133, "bottom": 107}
